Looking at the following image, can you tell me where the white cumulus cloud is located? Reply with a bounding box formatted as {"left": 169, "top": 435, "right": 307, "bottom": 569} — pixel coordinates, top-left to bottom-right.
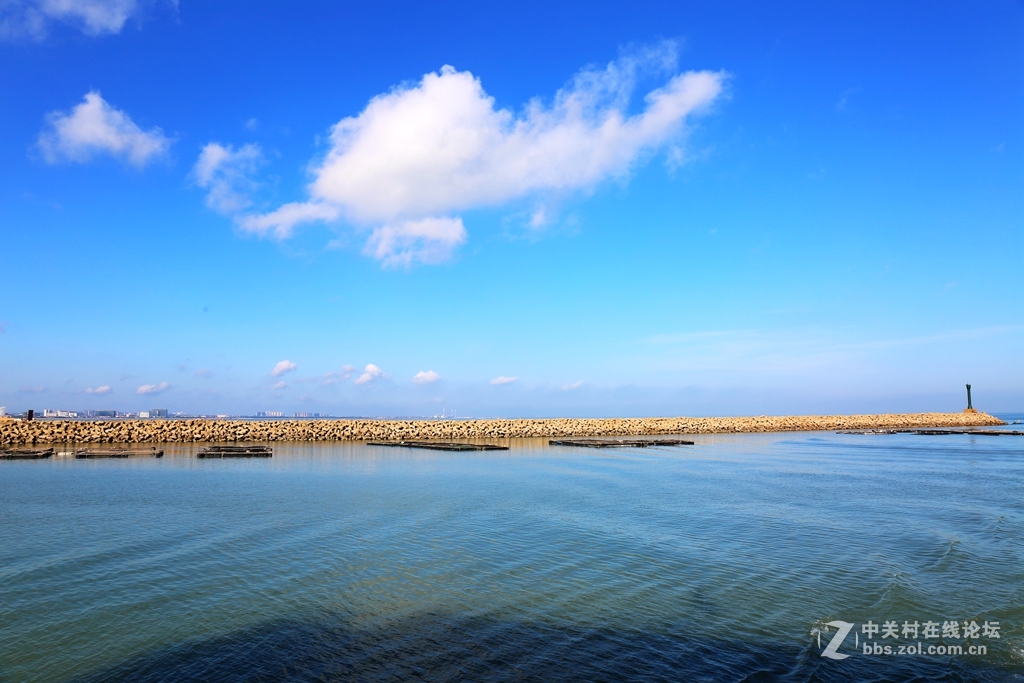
{"left": 242, "top": 42, "right": 725, "bottom": 265}
{"left": 354, "top": 363, "right": 386, "bottom": 385}
{"left": 85, "top": 385, "right": 111, "bottom": 394}
{"left": 1, "top": 0, "right": 139, "bottom": 40}
{"left": 412, "top": 370, "right": 440, "bottom": 384}
{"left": 38, "top": 91, "right": 171, "bottom": 167}
{"left": 193, "top": 142, "right": 264, "bottom": 214}
{"left": 490, "top": 376, "right": 517, "bottom": 386}
{"left": 137, "top": 381, "right": 169, "bottom": 395}
{"left": 271, "top": 360, "right": 297, "bottom": 377}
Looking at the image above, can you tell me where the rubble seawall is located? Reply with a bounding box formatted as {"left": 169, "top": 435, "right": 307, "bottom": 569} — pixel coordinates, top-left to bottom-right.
{"left": 0, "top": 412, "right": 1004, "bottom": 445}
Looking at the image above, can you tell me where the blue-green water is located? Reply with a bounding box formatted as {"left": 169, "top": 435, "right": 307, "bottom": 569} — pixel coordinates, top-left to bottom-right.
{"left": 2, "top": 421, "right": 1023, "bottom": 682}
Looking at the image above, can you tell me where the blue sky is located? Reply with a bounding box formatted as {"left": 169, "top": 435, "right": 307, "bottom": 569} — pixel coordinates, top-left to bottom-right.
{"left": 0, "top": 1, "right": 1021, "bottom": 417}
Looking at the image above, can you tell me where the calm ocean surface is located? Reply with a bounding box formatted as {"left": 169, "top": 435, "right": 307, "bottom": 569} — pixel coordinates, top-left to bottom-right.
{"left": 2, "top": 418, "right": 1023, "bottom": 682}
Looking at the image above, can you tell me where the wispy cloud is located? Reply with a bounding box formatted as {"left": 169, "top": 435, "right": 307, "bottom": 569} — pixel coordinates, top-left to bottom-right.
{"left": 639, "top": 325, "right": 1024, "bottom": 383}
{"left": 195, "top": 368, "right": 213, "bottom": 378}
{"left": 363, "top": 217, "right": 466, "bottom": 268}
{"left": 193, "top": 142, "right": 264, "bottom": 214}
{"left": 19, "top": 385, "right": 47, "bottom": 393}
{"left": 240, "top": 202, "right": 339, "bottom": 241}
{"left": 85, "top": 385, "right": 112, "bottom": 394}
{"left": 38, "top": 91, "right": 171, "bottom": 167}
{"left": 137, "top": 381, "right": 170, "bottom": 395}
{"left": 645, "top": 330, "right": 735, "bottom": 345}
{"left": 271, "top": 360, "right": 297, "bottom": 377}
{"left": 490, "top": 376, "right": 517, "bottom": 385}
{"left": 354, "top": 363, "right": 386, "bottom": 385}
{"left": 270, "top": 381, "right": 287, "bottom": 390}
{"left": 836, "top": 87, "right": 861, "bottom": 112}
{"left": 241, "top": 42, "right": 725, "bottom": 266}
{"left": 323, "top": 365, "right": 355, "bottom": 385}
{"left": 412, "top": 370, "right": 440, "bottom": 384}
{"left": 832, "top": 325, "right": 1024, "bottom": 352}
{"left": 649, "top": 325, "right": 1024, "bottom": 353}
{"left": 1, "top": 0, "right": 141, "bottom": 40}
{"left": 561, "top": 381, "right": 584, "bottom": 390}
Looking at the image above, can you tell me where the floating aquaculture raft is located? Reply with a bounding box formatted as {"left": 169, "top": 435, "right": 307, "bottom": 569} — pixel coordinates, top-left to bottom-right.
{"left": 0, "top": 448, "right": 54, "bottom": 459}
{"left": 839, "top": 429, "right": 1024, "bottom": 436}
{"left": 76, "top": 448, "right": 164, "bottom": 458}
{"left": 548, "top": 438, "right": 695, "bottom": 448}
{"left": 367, "top": 441, "right": 509, "bottom": 451}
{"left": 196, "top": 445, "right": 272, "bottom": 458}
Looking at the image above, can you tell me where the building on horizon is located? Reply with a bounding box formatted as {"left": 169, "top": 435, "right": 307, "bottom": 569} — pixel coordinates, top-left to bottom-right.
{"left": 256, "top": 411, "right": 284, "bottom": 418}
{"left": 43, "top": 409, "right": 78, "bottom": 418}
{"left": 0, "top": 406, "right": 6, "bottom": 417}
{"left": 151, "top": 409, "right": 169, "bottom": 418}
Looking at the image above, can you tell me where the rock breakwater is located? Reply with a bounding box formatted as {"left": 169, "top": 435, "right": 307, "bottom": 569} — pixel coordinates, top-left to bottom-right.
{"left": 0, "top": 412, "right": 1003, "bottom": 446}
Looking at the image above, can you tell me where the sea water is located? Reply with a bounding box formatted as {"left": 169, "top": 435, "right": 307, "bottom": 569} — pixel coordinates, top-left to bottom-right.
{"left": 1, "top": 418, "right": 1022, "bottom": 682}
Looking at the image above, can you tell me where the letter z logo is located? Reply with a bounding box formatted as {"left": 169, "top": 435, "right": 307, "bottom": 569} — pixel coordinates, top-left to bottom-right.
{"left": 820, "top": 620, "right": 855, "bottom": 660}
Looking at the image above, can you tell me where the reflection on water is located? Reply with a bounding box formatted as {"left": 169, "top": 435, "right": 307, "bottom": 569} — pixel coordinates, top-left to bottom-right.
{"left": 2, "top": 419, "right": 1023, "bottom": 682}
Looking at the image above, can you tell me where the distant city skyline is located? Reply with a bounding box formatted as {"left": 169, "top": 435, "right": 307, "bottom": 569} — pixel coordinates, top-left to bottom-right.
{"left": 1, "top": 2, "right": 1021, "bottom": 417}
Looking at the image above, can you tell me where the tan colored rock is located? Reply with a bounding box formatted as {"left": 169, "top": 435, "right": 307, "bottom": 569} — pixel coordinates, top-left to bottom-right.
{"left": 0, "top": 412, "right": 1006, "bottom": 445}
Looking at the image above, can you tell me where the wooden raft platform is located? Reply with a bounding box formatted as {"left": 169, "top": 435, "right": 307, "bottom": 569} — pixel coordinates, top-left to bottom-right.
{"left": 839, "top": 429, "right": 1024, "bottom": 436}
{"left": 197, "top": 445, "right": 273, "bottom": 458}
{"left": 549, "top": 438, "right": 695, "bottom": 448}
{"left": 1, "top": 448, "right": 54, "bottom": 460}
{"left": 367, "top": 441, "right": 509, "bottom": 451}
{"left": 76, "top": 448, "right": 164, "bottom": 458}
